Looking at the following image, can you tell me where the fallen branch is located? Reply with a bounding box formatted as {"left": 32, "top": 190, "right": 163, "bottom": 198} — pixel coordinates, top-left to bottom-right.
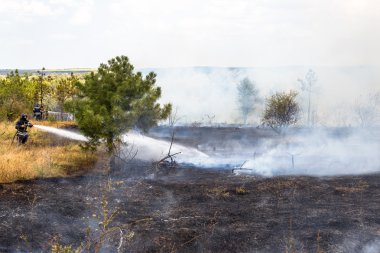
{"left": 157, "top": 151, "right": 181, "bottom": 164}
{"left": 239, "top": 160, "right": 247, "bottom": 169}
{"left": 232, "top": 160, "right": 247, "bottom": 173}
{"left": 154, "top": 127, "right": 181, "bottom": 171}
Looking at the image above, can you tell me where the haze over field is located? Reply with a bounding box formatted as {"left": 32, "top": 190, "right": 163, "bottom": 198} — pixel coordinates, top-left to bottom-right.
{"left": 144, "top": 66, "right": 379, "bottom": 125}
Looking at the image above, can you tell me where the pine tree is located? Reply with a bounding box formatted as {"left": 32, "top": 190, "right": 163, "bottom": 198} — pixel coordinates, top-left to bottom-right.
{"left": 66, "top": 55, "right": 172, "bottom": 153}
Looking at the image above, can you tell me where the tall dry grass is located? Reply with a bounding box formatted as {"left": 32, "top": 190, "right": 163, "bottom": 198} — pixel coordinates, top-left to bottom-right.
{"left": 34, "top": 120, "right": 78, "bottom": 129}
{"left": 0, "top": 121, "right": 101, "bottom": 183}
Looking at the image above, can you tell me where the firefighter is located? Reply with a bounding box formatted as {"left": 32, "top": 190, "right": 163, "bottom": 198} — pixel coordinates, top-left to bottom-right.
{"left": 15, "top": 113, "right": 33, "bottom": 144}
{"left": 33, "top": 104, "right": 42, "bottom": 120}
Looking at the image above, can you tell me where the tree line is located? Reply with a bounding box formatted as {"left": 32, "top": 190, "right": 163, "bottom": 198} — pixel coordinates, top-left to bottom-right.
{"left": 0, "top": 69, "right": 80, "bottom": 121}
{"left": 0, "top": 56, "right": 172, "bottom": 153}
{"left": 0, "top": 62, "right": 301, "bottom": 137}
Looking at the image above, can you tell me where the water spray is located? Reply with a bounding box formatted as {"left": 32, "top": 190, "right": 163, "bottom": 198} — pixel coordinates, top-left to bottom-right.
{"left": 32, "top": 125, "right": 209, "bottom": 162}
{"left": 33, "top": 125, "right": 88, "bottom": 141}
{"left": 32, "top": 125, "right": 380, "bottom": 177}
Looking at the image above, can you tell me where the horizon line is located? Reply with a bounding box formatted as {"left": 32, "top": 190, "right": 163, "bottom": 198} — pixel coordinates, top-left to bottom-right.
{"left": 0, "top": 64, "right": 375, "bottom": 72}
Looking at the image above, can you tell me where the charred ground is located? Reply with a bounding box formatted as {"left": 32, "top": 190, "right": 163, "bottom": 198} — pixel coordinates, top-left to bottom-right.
{"left": 0, "top": 126, "right": 379, "bottom": 252}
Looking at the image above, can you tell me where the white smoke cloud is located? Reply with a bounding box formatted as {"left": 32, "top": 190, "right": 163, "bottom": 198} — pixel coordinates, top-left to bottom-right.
{"left": 33, "top": 123, "right": 380, "bottom": 177}
{"left": 362, "top": 240, "right": 380, "bottom": 253}
{"left": 178, "top": 127, "right": 380, "bottom": 177}
{"left": 239, "top": 128, "right": 380, "bottom": 176}
{"left": 148, "top": 66, "right": 379, "bottom": 126}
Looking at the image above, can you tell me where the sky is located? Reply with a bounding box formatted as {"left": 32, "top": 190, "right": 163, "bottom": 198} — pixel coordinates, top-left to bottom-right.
{"left": 0, "top": 0, "right": 379, "bottom": 69}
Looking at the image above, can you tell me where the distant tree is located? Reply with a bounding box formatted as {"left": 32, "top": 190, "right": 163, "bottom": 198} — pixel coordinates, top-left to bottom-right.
{"left": 262, "top": 90, "right": 300, "bottom": 131}
{"left": 237, "top": 77, "right": 260, "bottom": 124}
{"left": 32, "top": 67, "right": 53, "bottom": 108}
{"left": 205, "top": 114, "right": 215, "bottom": 125}
{"left": 66, "top": 55, "right": 172, "bottom": 153}
{"left": 0, "top": 70, "right": 34, "bottom": 120}
{"left": 54, "top": 73, "right": 78, "bottom": 119}
{"left": 298, "top": 69, "right": 317, "bottom": 126}
{"left": 353, "top": 91, "right": 380, "bottom": 127}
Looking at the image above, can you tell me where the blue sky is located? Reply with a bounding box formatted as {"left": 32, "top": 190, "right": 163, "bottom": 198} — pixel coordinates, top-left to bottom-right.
{"left": 0, "top": 0, "right": 379, "bottom": 69}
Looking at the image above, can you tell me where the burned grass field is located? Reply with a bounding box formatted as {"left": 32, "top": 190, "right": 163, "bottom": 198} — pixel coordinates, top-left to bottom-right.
{"left": 1, "top": 126, "right": 380, "bottom": 252}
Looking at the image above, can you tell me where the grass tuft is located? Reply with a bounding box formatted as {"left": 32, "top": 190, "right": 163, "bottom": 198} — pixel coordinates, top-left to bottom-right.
{"left": 235, "top": 186, "right": 249, "bottom": 195}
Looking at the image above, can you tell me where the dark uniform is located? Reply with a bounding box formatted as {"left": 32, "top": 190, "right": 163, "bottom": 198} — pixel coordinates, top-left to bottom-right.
{"left": 15, "top": 113, "right": 33, "bottom": 144}
{"left": 33, "top": 105, "right": 42, "bottom": 120}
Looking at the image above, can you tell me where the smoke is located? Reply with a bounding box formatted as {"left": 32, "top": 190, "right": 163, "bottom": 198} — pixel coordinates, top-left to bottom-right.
{"left": 149, "top": 126, "right": 380, "bottom": 177}
{"left": 339, "top": 237, "right": 380, "bottom": 253}
{"left": 362, "top": 240, "right": 380, "bottom": 253}
{"left": 206, "top": 128, "right": 379, "bottom": 177}
{"left": 33, "top": 125, "right": 380, "bottom": 177}
{"left": 140, "top": 66, "right": 379, "bottom": 126}
{"left": 237, "top": 128, "right": 380, "bottom": 176}
{"left": 124, "top": 126, "right": 380, "bottom": 177}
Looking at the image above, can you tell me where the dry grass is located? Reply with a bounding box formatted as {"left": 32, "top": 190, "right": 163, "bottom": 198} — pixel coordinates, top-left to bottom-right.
{"left": 257, "top": 178, "right": 300, "bottom": 192}
{"left": 333, "top": 180, "right": 369, "bottom": 193}
{"left": 235, "top": 186, "right": 249, "bottom": 195}
{"left": 34, "top": 120, "right": 78, "bottom": 129}
{"left": 208, "top": 186, "right": 230, "bottom": 198}
{"left": 0, "top": 121, "right": 101, "bottom": 183}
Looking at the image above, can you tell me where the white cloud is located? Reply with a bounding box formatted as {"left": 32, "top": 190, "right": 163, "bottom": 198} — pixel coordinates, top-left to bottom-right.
{"left": 104, "top": 0, "right": 380, "bottom": 67}
{"left": 67, "top": 0, "right": 94, "bottom": 25}
{"left": 0, "top": 0, "right": 56, "bottom": 17}
{"left": 0, "top": 0, "right": 379, "bottom": 68}
{"left": 49, "top": 0, "right": 95, "bottom": 25}
{"left": 0, "top": 0, "right": 95, "bottom": 25}
{"left": 49, "top": 33, "right": 75, "bottom": 40}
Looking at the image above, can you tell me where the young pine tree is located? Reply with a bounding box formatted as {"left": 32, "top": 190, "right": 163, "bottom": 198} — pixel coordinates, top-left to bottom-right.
{"left": 66, "top": 56, "right": 172, "bottom": 153}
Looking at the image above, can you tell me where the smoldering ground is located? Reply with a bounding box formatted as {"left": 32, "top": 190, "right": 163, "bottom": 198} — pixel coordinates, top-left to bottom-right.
{"left": 35, "top": 124, "right": 380, "bottom": 177}
{"left": 149, "top": 126, "right": 380, "bottom": 177}
{"left": 1, "top": 126, "right": 380, "bottom": 252}
{"left": 2, "top": 127, "right": 380, "bottom": 252}
{"left": 33, "top": 125, "right": 380, "bottom": 178}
